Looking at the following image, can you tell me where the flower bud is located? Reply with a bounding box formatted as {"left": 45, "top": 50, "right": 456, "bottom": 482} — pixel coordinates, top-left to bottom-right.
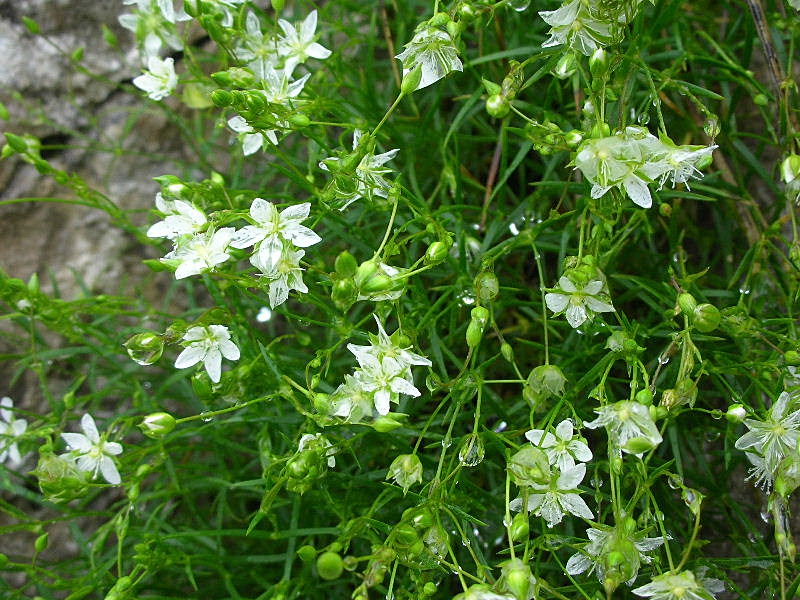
{"left": 372, "top": 414, "right": 405, "bottom": 432}
{"left": 297, "top": 544, "right": 316, "bottom": 563}
{"left": 692, "top": 303, "right": 721, "bottom": 332}
{"left": 486, "top": 94, "right": 510, "bottom": 118}
{"left": 726, "top": 403, "right": 747, "bottom": 423}
{"left": 509, "top": 513, "right": 529, "bottom": 542}
{"left": 623, "top": 436, "right": 657, "bottom": 455}
{"left": 500, "top": 342, "right": 514, "bottom": 362}
{"left": 316, "top": 551, "right": 343, "bottom": 580}
{"left": 387, "top": 454, "right": 423, "bottom": 493}
{"left": 393, "top": 523, "right": 419, "bottom": 548}
{"left": 564, "top": 129, "right": 583, "bottom": 147}
{"left": 502, "top": 558, "right": 532, "bottom": 600}
{"left": 781, "top": 154, "right": 800, "bottom": 184}
{"left": 523, "top": 364, "right": 567, "bottom": 407}
{"left": 139, "top": 412, "right": 176, "bottom": 438}
{"left": 401, "top": 64, "right": 423, "bottom": 95}
{"left": 508, "top": 446, "right": 550, "bottom": 487}
{"left": 272, "top": 0, "right": 286, "bottom": 12}
{"left": 553, "top": 52, "right": 577, "bottom": 79}
{"left": 403, "top": 506, "right": 434, "bottom": 529}
{"left": 466, "top": 306, "right": 490, "bottom": 348}
{"left": 335, "top": 251, "right": 358, "bottom": 277}
{"left": 786, "top": 350, "right": 800, "bottom": 366}
{"left": 635, "top": 388, "right": 653, "bottom": 406}
{"left": 288, "top": 114, "right": 311, "bottom": 129}
{"left": 425, "top": 239, "right": 452, "bottom": 264}
{"left": 35, "top": 532, "right": 49, "bottom": 553}
{"left": 475, "top": 271, "right": 500, "bottom": 302}
{"left": 331, "top": 278, "right": 357, "bottom": 310}
{"left": 422, "top": 582, "right": 437, "bottom": 596}
{"left": 589, "top": 48, "right": 608, "bottom": 77}
{"left": 677, "top": 292, "right": 697, "bottom": 315}
{"left": 31, "top": 452, "right": 90, "bottom": 503}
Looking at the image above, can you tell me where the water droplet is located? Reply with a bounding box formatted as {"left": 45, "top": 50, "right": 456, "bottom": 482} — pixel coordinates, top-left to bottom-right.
{"left": 201, "top": 412, "right": 214, "bottom": 422}
{"left": 509, "top": 0, "right": 531, "bottom": 10}
{"left": 637, "top": 112, "right": 651, "bottom": 125}
{"left": 256, "top": 306, "right": 272, "bottom": 322}
{"left": 143, "top": 381, "right": 152, "bottom": 390}
{"left": 441, "top": 439, "right": 452, "bottom": 449}
{"left": 667, "top": 474, "right": 683, "bottom": 489}
{"left": 590, "top": 476, "right": 604, "bottom": 488}
{"left": 704, "top": 431, "right": 720, "bottom": 442}
{"left": 747, "top": 532, "right": 759, "bottom": 543}
{"left": 760, "top": 511, "right": 771, "bottom": 523}
{"left": 461, "top": 538, "right": 471, "bottom": 548}
{"left": 738, "top": 287, "right": 751, "bottom": 295}
{"left": 460, "top": 292, "right": 476, "bottom": 306}
{"left": 704, "top": 116, "right": 720, "bottom": 138}
{"left": 509, "top": 222, "right": 520, "bottom": 236}
{"left": 659, "top": 354, "right": 671, "bottom": 365}
{"left": 493, "top": 420, "right": 508, "bottom": 433}
{"left": 458, "top": 434, "right": 485, "bottom": 467}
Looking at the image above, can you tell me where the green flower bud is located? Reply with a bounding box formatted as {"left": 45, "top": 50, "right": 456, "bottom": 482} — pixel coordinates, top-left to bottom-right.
{"left": 659, "top": 202, "right": 672, "bottom": 217}
{"left": 405, "top": 507, "right": 434, "bottom": 529}
{"left": 553, "top": 52, "right": 577, "bottom": 79}
{"left": 401, "top": 64, "right": 423, "bottom": 95}
{"left": 781, "top": 154, "right": 800, "bottom": 184}
{"left": 35, "top": 532, "right": 49, "bottom": 553}
{"left": 297, "top": 545, "right": 316, "bottom": 563}
{"left": 486, "top": 94, "right": 511, "bottom": 118}
{"left": 482, "top": 78, "right": 502, "bottom": 96}
{"left": 677, "top": 293, "right": 697, "bottom": 315}
{"left": 564, "top": 129, "right": 583, "bottom": 147}
{"left": 753, "top": 93, "right": 768, "bottom": 106}
{"left": 508, "top": 446, "right": 550, "bottom": 487}
{"left": 635, "top": 388, "right": 653, "bottom": 405}
{"left": 786, "top": 350, "right": 800, "bottom": 366}
{"left": 500, "top": 342, "right": 514, "bottom": 362}
{"left": 210, "top": 89, "right": 233, "bottom": 107}
{"left": 523, "top": 364, "right": 567, "bottom": 407}
{"left": 331, "top": 278, "right": 357, "bottom": 310}
{"left": 425, "top": 239, "right": 452, "bottom": 264}
{"left": 502, "top": 558, "right": 532, "bottom": 600}
{"left": 272, "top": 0, "right": 286, "bottom": 12}
{"left": 726, "top": 403, "right": 747, "bottom": 423}
{"left": 428, "top": 12, "right": 451, "bottom": 28}
{"left": 623, "top": 436, "right": 657, "bottom": 455}
{"left": 139, "top": 412, "right": 176, "bottom": 439}
{"left": 335, "top": 251, "right": 358, "bottom": 277}
{"left": 387, "top": 454, "right": 423, "bottom": 493}
{"left": 692, "top": 303, "right": 721, "bottom": 332}
{"left": 372, "top": 414, "right": 405, "bottom": 432}
{"left": 393, "top": 523, "right": 419, "bottom": 548}
{"left": 288, "top": 114, "right": 311, "bottom": 129}
{"left": 509, "top": 513, "right": 529, "bottom": 542}
{"left": 31, "top": 452, "right": 90, "bottom": 503}
{"left": 589, "top": 48, "right": 608, "bottom": 77}
{"left": 423, "top": 524, "right": 448, "bottom": 557}
{"left": 316, "top": 551, "right": 343, "bottom": 580}
{"left": 422, "top": 582, "right": 437, "bottom": 596}
{"left": 475, "top": 271, "right": 500, "bottom": 302}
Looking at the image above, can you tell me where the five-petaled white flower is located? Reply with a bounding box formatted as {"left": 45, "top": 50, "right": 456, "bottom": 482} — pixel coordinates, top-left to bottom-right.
{"left": 231, "top": 199, "right": 321, "bottom": 266}
{"left": 525, "top": 419, "right": 593, "bottom": 471}
{"left": 735, "top": 391, "right": 800, "bottom": 490}
{"left": 61, "top": 413, "right": 123, "bottom": 485}
{"left": 147, "top": 193, "right": 207, "bottom": 240}
{"left": 539, "top": 0, "right": 614, "bottom": 56}
{"left": 276, "top": 10, "right": 332, "bottom": 75}
{"left": 510, "top": 462, "right": 593, "bottom": 527}
{"left": 395, "top": 25, "right": 463, "bottom": 90}
{"left": 633, "top": 569, "right": 724, "bottom": 600}
{"left": 642, "top": 143, "right": 717, "bottom": 191}
{"left": 354, "top": 353, "right": 422, "bottom": 416}
{"left": 585, "top": 400, "right": 663, "bottom": 456}
{"left": 175, "top": 324, "right": 241, "bottom": 383}
{"left": 251, "top": 245, "right": 309, "bottom": 308}
{"left": 347, "top": 315, "right": 431, "bottom": 373}
{"left": 228, "top": 115, "right": 279, "bottom": 155}
{"left": 133, "top": 56, "right": 178, "bottom": 101}
{"left": 165, "top": 228, "right": 235, "bottom": 279}
{"left": 545, "top": 275, "right": 615, "bottom": 329}
{"left": 0, "top": 397, "right": 27, "bottom": 466}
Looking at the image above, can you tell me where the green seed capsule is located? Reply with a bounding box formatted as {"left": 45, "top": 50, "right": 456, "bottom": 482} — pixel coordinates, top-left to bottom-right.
{"left": 297, "top": 545, "right": 316, "bottom": 563}
{"left": 692, "top": 303, "right": 721, "bottom": 333}
{"left": 35, "top": 533, "right": 49, "bottom": 553}
{"left": 316, "top": 551, "right": 343, "bottom": 580}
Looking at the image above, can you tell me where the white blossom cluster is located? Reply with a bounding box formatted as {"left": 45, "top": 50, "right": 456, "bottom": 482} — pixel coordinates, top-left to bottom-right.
{"left": 574, "top": 126, "right": 716, "bottom": 209}
{"left": 329, "top": 315, "right": 431, "bottom": 420}
{"left": 148, "top": 194, "right": 321, "bottom": 308}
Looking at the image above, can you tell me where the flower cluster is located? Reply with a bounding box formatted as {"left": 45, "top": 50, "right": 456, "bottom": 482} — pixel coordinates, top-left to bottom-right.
{"left": 735, "top": 390, "right": 800, "bottom": 491}
{"left": 231, "top": 198, "right": 321, "bottom": 308}
{"left": 226, "top": 10, "right": 331, "bottom": 153}
{"left": 328, "top": 315, "right": 431, "bottom": 420}
{"left": 147, "top": 192, "right": 321, "bottom": 308}
{"left": 508, "top": 425, "right": 594, "bottom": 527}
{"left": 574, "top": 126, "right": 716, "bottom": 208}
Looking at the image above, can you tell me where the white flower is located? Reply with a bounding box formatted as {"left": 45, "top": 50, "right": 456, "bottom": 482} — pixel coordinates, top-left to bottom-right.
{"left": 539, "top": 0, "right": 615, "bottom": 56}
{"left": 330, "top": 374, "right": 377, "bottom": 422}
{"left": 0, "top": 397, "right": 27, "bottom": 466}
{"left": 525, "top": 419, "right": 592, "bottom": 471}
{"left": 201, "top": 0, "right": 245, "bottom": 28}
{"left": 175, "top": 324, "right": 241, "bottom": 383}
{"left": 165, "top": 228, "right": 235, "bottom": 279}
{"left": 251, "top": 245, "right": 309, "bottom": 308}
{"left": 347, "top": 315, "right": 431, "bottom": 372}
{"left": 735, "top": 391, "right": 800, "bottom": 489}
{"left": 642, "top": 143, "right": 717, "bottom": 190}
{"left": 510, "top": 462, "right": 593, "bottom": 527}
{"left": 574, "top": 128, "right": 654, "bottom": 208}
{"left": 453, "top": 585, "right": 516, "bottom": 600}
{"left": 254, "top": 65, "right": 310, "bottom": 103}
{"left": 633, "top": 569, "right": 724, "bottom": 600}
{"left": 61, "top": 413, "right": 123, "bottom": 485}
{"left": 566, "top": 524, "right": 666, "bottom": 584}
{"left": 234, "top": 11, "right": 279, "bottom": 68}
{"left": 133, "top": 56, "right": 178, "bottom": 100}
{"left": 319, "top": 130, "right": 399, "bottom": 210}
{"left": 147, "top": 193, "right": 206, "bottom": 240}
{"left": 228, "top": 116, "right": 279, "bottom": 155}
{"left": 230, "top": 199, "right": 321, "bottom": 265}
{"left": 354, "top": 354, "right": 422, "bottom": 416}
{"left": 395, "top": 25, "right": 463, "bottom": 90}
{"left": 298, "top": 433, "right": 336, "bottom": 467}
{"left": 119, "top": 0, "right": 185, "bottom": 60}
{"left": 584, "top": 400, "right": 663, "bottom": 456}
{"left": 545, "top": 275, "right": 615, "bottom": 329}
{"left": 276, "top": 10, "right": 332, "bottom": 75}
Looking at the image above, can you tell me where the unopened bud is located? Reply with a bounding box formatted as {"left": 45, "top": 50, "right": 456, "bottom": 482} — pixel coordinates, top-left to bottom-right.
{"left": 401, "top": 64, "right": 423, "bottom": 94}
{"left": 677, "top": 292, "right": 697, "bottom": 315}
{"left": 139, "top": 412, "right": 176, "bottom": 438}
{"left": 726, "top": 403, "right": 747, "bottom": 423}
{"left": 486, "top": 94, "right": 510, "bottom": 118}
{"left": 692, "top": 303, "right": 721, "bottom": 333}
{"left": 316, "top": 551, "right": 343, "bottom": 580}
